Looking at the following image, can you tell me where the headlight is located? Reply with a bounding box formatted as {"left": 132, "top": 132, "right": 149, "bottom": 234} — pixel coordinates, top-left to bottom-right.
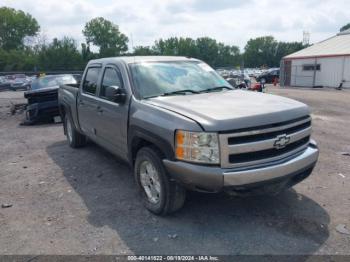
{"left": 175, "top": 130, "right": 220, "bottom": 164}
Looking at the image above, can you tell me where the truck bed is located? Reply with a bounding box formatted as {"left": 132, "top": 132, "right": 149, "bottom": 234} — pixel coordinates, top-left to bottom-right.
{"left": 58, "top": 84, "right": 80, "bottom": 130}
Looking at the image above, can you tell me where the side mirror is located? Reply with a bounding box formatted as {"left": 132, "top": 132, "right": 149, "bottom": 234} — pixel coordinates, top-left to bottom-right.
{"left": 105, "top": 85, "right": 127, "bottom": 104}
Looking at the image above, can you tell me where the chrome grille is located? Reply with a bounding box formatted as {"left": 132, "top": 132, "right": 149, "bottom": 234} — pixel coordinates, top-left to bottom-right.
{"left": 219, "top": 116, "right": 311, "bottom": 168}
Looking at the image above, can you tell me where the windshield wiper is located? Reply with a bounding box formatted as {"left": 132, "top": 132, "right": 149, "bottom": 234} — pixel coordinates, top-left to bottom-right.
{"left": 162, "top": 89, "right": 200, "bottom": 96}
{"left": 143, "top": 89, "right": 199, "bottom": 99}
{"left": 200, "top": 86, "right": 233, "bottom": 93}
{"left": 143, "top": 87, "right": 230, "bottom": 99}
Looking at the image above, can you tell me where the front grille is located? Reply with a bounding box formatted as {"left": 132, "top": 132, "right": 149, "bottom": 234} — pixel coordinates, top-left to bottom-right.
{"left": 219, "top": 116, "right": 312, "bottom": 168}
{"left": 228, "top": 136, "right": 310, "bottom": 164}
{"left": 228, "top": 121, "right": 310, "bottom": 144}
{"left": 27, "top": 93, "right": 58, "bottom": 104}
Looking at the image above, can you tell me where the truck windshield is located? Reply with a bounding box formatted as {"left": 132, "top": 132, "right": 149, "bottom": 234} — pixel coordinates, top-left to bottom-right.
{"left": 129, "top": 61, "right": 232, "bottom": 99}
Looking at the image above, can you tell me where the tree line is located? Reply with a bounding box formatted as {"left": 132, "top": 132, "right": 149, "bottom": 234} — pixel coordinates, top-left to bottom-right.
{"left": 1, "top": 6, "right": 348, "bottom": 72}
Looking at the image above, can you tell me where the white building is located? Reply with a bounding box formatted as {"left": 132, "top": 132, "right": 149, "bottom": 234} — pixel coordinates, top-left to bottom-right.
{"left": 280, "top": 29, "right": 350, "bottom": 88}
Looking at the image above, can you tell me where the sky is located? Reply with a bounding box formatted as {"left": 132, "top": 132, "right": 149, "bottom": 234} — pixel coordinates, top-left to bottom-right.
{"left": 1, "top": 0, "right": 349, "bottom": 51}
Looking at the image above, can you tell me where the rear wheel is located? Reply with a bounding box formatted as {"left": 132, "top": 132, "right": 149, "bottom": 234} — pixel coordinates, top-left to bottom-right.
{"left": 134, "top": 147, "right": 186, "bottom": 215}
{"left": 64, "top": 114, "right": 87, "bottom": 148}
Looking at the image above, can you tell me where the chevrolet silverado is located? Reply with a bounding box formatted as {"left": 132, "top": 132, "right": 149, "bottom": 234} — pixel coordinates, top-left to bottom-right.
{"left": 58, "top": 56, "right": 319, "bottom": 215}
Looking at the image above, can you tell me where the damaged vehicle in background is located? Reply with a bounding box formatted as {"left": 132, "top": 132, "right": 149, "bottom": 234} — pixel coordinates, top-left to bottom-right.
{"left": 226, "top": 71, "right": 251, "bottom": 89}
{"left": 23, "top": 74, "right": 78, "bottom": 125}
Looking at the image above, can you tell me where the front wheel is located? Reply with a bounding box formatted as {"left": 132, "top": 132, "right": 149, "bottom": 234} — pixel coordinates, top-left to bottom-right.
{"left": 64, "top": 114, "right": 87, "bottom": 148}
{"left": 134, "top": 147, "right": 186, "bottom": 215}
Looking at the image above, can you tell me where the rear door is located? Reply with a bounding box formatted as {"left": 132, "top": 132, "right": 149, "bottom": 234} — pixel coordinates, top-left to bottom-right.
{"left": 94, "top": 65, "right": 129, "bottom": 160}
{"left": 78, "top": 66, "right": 101, "bottom": 139}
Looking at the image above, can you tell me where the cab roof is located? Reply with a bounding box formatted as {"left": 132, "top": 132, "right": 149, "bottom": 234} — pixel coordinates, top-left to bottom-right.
{"left": 88, "top": 56, "right": 201, "bottom": 65}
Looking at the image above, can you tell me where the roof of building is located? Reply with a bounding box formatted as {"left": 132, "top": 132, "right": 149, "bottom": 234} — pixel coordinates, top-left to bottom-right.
{"left": 284, "top": 29, "right": 350, "bottom": 59}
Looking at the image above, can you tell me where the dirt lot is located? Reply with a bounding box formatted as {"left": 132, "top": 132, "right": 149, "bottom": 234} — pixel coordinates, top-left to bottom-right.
{"left": 0, "top": 86, "right": 349, "bottom": 255}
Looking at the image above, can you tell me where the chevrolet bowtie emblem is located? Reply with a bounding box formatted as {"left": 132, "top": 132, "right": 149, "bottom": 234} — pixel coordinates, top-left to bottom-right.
{"left": 274, "top": 134, "right": 291, "bottom": 149}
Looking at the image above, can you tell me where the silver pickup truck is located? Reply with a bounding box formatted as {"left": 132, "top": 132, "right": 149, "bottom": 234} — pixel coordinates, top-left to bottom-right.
{"left": 58, "top": 56, "right": 319, "bottom": 215}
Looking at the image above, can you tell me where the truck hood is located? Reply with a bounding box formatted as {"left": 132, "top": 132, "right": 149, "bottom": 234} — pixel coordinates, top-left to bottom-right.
{"left": 24, "top": 86, "right": 59, "bottom": 98}
{"left": 145, "top": 90, "right": 310, "bottom": 131}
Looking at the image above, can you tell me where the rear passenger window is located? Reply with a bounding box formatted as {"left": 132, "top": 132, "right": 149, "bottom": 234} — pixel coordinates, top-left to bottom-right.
{"left": 100, "top": 67, "right": 123, "bottom": 98}
{"left": 82, "top": 67, "right": 101, "bottom": 95}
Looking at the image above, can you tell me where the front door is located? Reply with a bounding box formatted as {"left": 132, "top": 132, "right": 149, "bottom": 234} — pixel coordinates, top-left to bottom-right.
{"left": 95, "top": 66, "right": 129, "bottom": 160}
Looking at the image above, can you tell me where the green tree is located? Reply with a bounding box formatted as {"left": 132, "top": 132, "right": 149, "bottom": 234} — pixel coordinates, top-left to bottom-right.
{"left": 244, "top": 36, "right": 278, "bottom": 67}
{"left": 195, "top": 37, "right": 219, "bottom": 66}
{"left": 137, "top": 36, "right": 240, "bottom": 67}
{"left": 133, "top": 46, "right": 156, "bottom": 55}
{"left": 81, "top": 43, "right": 97, "bottom": 62}
{"left": 83, "top": 17, "right": 128, "bottom": 57}
{"left": 177, "top": 37, "right": 198, "bottom": 57}
{"left": 153, "top": 37, "right": 180, "bottom": 55}
{"left": 0, "top": 7, "right": 40, "bottom": 50}
{"left": 340, "top": 23, "right": 350, "bottom": 32}
{"left": 153, "top": 37, "right": 198, "bottom": 57}
{"left": 274, "top": 41, "right": 305, "bottom": 63}
{"left": 215, "top": 43, "right": 240, "bottom": 67}
{"left": 0, "top": 48, "right": 37, "bottom": 71}
{"left": 195, "top": 37, "right": 241, "bottom": 67}
{"left": 243, "top": 36, "right": 305, "bottom": 67}
{"left": 38, "top": 37, "right": 84, "bottom": 70}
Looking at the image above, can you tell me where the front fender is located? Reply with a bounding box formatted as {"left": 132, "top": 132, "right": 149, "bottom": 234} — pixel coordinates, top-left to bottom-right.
{"left": 128, "top": 126, "right": 175, "bottom": 162}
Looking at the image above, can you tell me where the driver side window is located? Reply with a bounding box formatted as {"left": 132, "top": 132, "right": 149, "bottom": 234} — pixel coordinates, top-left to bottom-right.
{"left": 100, "top": 67, "right": 123, "bottom": 99}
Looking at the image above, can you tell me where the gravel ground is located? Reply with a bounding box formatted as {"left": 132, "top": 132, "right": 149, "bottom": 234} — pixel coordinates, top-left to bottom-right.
{"left": 0, "top": 86, "right": 349, "bottom": 255}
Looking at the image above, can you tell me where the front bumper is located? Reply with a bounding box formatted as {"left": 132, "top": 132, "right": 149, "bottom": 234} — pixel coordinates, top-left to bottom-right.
{"left": 163, "top": 142, "right": 319, "bottom": 193}
{"left": 25, "top": 100, "right": 59, "bottom": 123}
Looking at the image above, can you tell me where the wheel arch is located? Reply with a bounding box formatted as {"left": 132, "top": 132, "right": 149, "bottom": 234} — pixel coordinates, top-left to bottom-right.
{"left": 128, "top": 126, "right": 175, "bottom": 166}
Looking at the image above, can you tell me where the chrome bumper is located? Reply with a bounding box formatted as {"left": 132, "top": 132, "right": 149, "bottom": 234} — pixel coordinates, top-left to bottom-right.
{"left": 163, "top": 142, "right": 319, "bottom": 192}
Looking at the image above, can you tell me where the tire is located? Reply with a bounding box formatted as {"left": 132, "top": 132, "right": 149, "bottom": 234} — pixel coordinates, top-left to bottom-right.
{"left": 64, "top": 114, "right": 87, "bottom": 148}
{"left": 134, "top": 146, "right": 186, "bottom": 215}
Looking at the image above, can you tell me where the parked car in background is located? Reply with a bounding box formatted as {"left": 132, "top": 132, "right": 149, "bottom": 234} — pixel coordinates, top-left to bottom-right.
{"left": 215, "top": 69, "right": 230, "bottom": 79}
{"left": 9, "top": 74, "right": 30, "bottom": 91}
{"left": 0, "top": 76, "right": 10, "bottom": 91}
{"left": 24, "top": 74, "right": 77, "bottom": 124}
{"left": 256, "top": 69, "right": 280, "bottom": 84}
{"left": 252, "top": 69, "right": 264, "bottom": 78}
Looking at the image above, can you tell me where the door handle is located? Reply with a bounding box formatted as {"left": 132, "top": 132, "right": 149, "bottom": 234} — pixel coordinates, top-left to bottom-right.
{"left": 78, "top": 100, "right": 84, "bottom": 105}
